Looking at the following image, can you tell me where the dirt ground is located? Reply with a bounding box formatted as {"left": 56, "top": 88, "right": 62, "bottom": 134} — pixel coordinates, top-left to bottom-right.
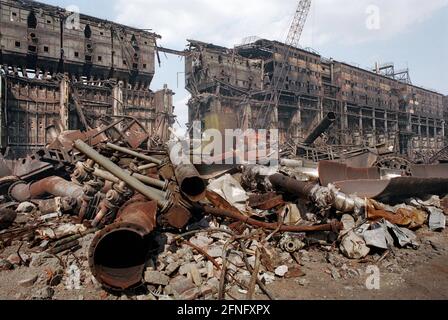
{"left": 0, "top": 226, "right": 447, "bottom": 300}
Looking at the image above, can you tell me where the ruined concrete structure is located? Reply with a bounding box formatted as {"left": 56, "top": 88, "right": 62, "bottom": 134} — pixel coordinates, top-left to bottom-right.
{"left": 185, "top": 39, "right": 446, "bottom": 161}
{"left": 0, "top": 0, "right": 175, "bottom": 157}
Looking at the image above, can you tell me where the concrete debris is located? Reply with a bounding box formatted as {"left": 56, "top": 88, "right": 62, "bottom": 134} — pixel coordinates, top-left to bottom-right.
{"left": 340, "top": 232, "right": 370, "bottom": 259}
{"left": 15, "top": 202, "right": 37, "bottom": 214}
{"left": 144, "top": 271, "right": 170, "bottom": 286}
{"left": 428, "top": 207, "right": 446, "bottom": 231}
{"left": 274, "top": 265, "right": 289, "bottom": 277}
{"left": 18, "top": 275, "right": 38, "bottom": 288}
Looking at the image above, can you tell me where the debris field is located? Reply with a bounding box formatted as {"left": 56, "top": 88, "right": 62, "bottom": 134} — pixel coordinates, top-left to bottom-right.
{"left": 0, "top": 119, "right": 447, "bottom": 300}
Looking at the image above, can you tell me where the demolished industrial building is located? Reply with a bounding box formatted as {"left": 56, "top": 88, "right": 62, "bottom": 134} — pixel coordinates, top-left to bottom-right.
{"left": 0, "top": 0, "right": 447, "bottom": 301}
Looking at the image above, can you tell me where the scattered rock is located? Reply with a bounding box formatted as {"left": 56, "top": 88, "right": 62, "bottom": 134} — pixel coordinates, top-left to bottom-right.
{"left": 340, "top": 231, "right": 370, "bottom": 259}
{"left": 19, "top": 275, "right": 38, "bottom": 287}
{"left": 7, "top": 253, "right": 24, "bottom": 265}
{"left": 144, "top": 271, "right": 170, "bottom": 286}
{"left": 189, "top": 265, "right": 202, "bottom": 286}
{"left": 179, "top": 263, "right": 195, "bottom": 276}
{"left": 297, "top": 278, "right": 309, "bottom": 286}
{"left": 260, "top": 272, "right": 275, "bottom": 284}
{"left": 16, "top": 202, "right": 36, "bottom": 213}
{"left": 32, "top": 286, "right": 54, "bottom": 300}
{"left": 0, "top": 259, "right": 13, "bottom": 271}
{"left": 274, "top": 265, "right": 288, "bottom": 277}
{"left": 180, "top": 288, "right": 200, "bottom": 300}
{"left": 206, "top": 246, "right": 223, "bottom": 258}
{"left": 169, "top": 276, "right": 195, "bottom": 296}
{"left": 190, "top": 235, "right": 214, "bottom": 248}
{"left": 165, "top": 261, "right": 181, "bottom": 275}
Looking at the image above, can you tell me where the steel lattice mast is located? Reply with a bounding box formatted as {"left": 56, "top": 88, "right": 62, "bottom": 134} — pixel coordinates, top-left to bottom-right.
{"left": 256, "top": 0, "right": 312, "bottom": 129}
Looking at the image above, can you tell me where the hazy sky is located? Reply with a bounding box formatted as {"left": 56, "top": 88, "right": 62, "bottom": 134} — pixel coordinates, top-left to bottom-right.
{"left": 41, "top": 0, "right": 448, "bottom": 134}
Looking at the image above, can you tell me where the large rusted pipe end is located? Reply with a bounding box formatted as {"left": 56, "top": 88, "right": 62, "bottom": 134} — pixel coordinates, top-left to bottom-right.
{"left": 327, "top": 112, "right": 337, "bottom": 122}
{"left": 8, "top": 181, "right": 31, "bottom": 202}
{"left": 180, "top": 176, "right": 206, "bottom": 202}
{"left": 89, "top": 198, "right": 158, "bottom": 291}
{"left": 89, "top": 223, "right": 157, "bottom": 291}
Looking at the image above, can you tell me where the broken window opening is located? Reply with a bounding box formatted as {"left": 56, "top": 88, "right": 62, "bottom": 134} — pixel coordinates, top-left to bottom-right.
{"left": 27, "top": 12, "right": 37, "bottom": 29}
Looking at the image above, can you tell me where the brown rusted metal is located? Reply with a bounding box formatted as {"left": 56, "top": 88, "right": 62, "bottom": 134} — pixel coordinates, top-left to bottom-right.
{"left": 410, "top": 164, "right": 448, "bottom": 179}
{"left": 303, "top": 112, "right": 337, "bottom": 145}
{"left": 269, "top": 174, "right": 317, "bottom": 198}
{"left": 366, "top": 200, "right": 427, "bottom": 229}
{"left": 248, "top": 193, "right": 284, "bottom": 210}
{"left": 89, "top": 194, "right": 158, "bottom": 291}
{"left": 9, "top": 176, "right": 84, "bottom": 202}
{"left": 32, "top": 197, "right": 77, "bottom": 215}
{"left": 204, "top": 206, "right": 342, "bottom": 233}
{"left": 173, "top": 164, "right": 206, "bottom": 202}
{"left": 318, "top": 161, "right": 380, "bottom": 187}
{"left": 334, "top": 177, "right": 448, "bottom": 203}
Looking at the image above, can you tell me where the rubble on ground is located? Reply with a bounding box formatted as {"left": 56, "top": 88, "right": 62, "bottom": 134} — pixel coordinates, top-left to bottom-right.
{"left": 0, "top": 124, "right": 447, "bottom": 300}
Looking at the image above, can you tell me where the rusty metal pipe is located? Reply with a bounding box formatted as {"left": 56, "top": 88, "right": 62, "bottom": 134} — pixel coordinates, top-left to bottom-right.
{"left": 106, "top": 143, "right": 162, "bottom": 165}
{"left": 9, "top": 177, "right": 84, "bottom": 202}
{"left": 204, "top": 206, "right": 342, "bottom": 233}
{"left": 270, "top": 173, "right": 365, "bottom": 213}
{"left": 94, "top": 167, "right": 168, "bottom": 191}
{"left": 303, "top": 112, "right": 337, "bottom": 145}
{"left": 269, "top": 173, "right": 317, "bottom": 198}
{"left": 131, "top": 173, "right": 168, "bottom": 190}
{"left": 168, "top": 141, "right": 206, "bottom": 202}
{"left": 89, "top": 195, "right": 158, "bottom": 291}
{"left": 74, "top": 140, "right": 169, "bottom": 209}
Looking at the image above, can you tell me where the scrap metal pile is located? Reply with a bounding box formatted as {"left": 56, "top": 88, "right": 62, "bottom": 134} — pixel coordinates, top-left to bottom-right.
{"left": 0, "top": 121, "right": 447, "bottom": 300}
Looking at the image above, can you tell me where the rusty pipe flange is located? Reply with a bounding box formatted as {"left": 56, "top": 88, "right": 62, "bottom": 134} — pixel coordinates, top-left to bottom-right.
{"left": 89, "top": 198, "right": 158, "bottom": 291}
{"left": 88, "top": 223, "right": 149, "bottom": 291}
{"left": 8, "top": 180, "right": 30, "bottom": 202}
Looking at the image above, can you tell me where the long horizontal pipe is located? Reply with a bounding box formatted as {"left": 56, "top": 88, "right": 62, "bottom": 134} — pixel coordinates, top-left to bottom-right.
{"left": 93, "top": 168, "right": 167, "bottom": 190}
{"left": 74, "top": 140, "right": 168, "bottom": 208}
{"left": 204, "top": 206, "right": 342, "bottom": 233}
{"left": 9, "top": 176, "right": 84, "bottom": 202}
{"left": 106, "top": 143, "right": 162, "bottom": 165}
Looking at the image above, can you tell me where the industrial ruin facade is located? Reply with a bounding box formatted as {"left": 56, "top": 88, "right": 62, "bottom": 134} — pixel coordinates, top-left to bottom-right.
{"left": 185, "top": 39, "right": 447, "bottom": 162}
{"left": 0, "top": 0, "right": 175, "bottom": 157}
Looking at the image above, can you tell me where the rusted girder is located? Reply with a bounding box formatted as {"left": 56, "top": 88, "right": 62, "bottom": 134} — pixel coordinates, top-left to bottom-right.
{"left": 89, "top": 194, "right": 158, "bottom": 291}
{"left": 9, "top": 176, "right": 84, "bottom": 202}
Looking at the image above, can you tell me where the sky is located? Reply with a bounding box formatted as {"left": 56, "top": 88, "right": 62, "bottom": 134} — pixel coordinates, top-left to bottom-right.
{"left": 40, "top": 0, "right": 448, "bottom": 135}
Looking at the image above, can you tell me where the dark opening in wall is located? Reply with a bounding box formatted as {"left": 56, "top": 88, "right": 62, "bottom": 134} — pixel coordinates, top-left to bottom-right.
{"left": 15, "top": 41, "right": 21, "bottom": 48}
{"left": 74, "top": 52, "right": 79, "bottom": 57}
{"left": 85, "top": 55, "right": 92, "bottom": 62}
{"left": 143, "top": 64, "right": 147, "bottom": 69}
{"left": 27, "top": 12, "right": 37, "bottom": 29}
{"left": 44, "top": 46, "right": 49, "bottom": 52}
{"left": 123, "top": 60, "right": 127, "bottom": 65}
{"left": 84, "top": 25, "right": 92, "bottom": 39}
{"left": 28, "top": 45, "right": 37, "bottom": 52}
{"left": 98, "top": 56, "right": 102, "bottom": 62}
